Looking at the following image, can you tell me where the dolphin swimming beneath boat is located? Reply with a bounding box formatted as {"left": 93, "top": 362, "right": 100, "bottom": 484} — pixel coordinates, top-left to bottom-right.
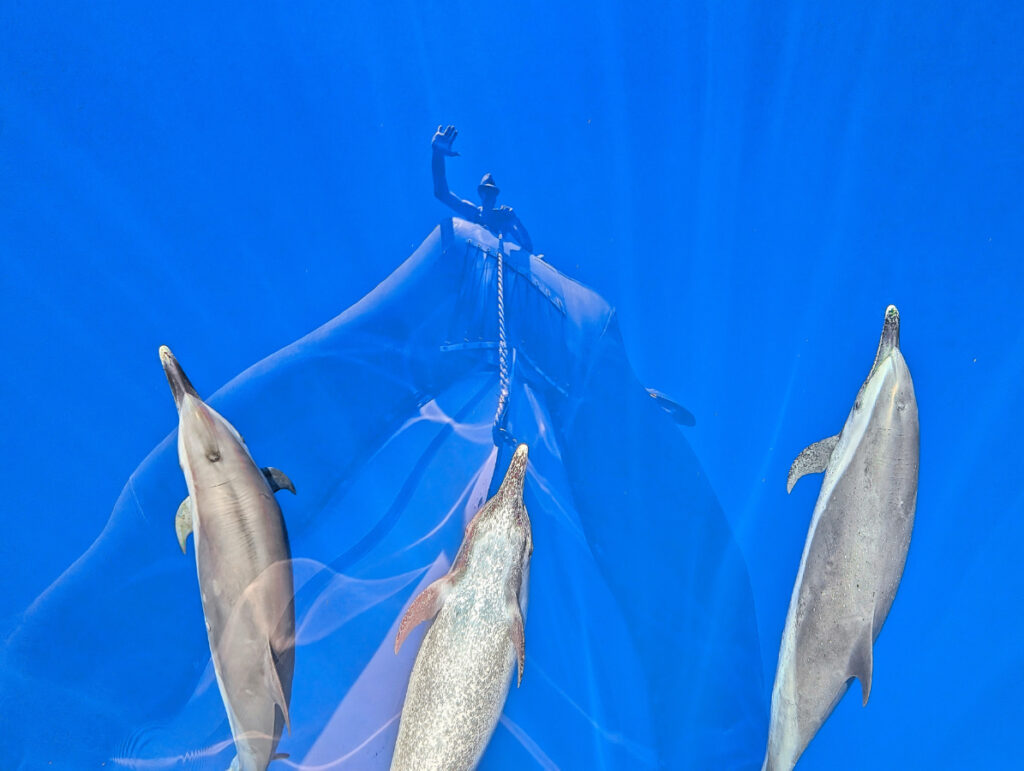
{"left": 762, "top": 306, "right": 919, "bottom": 770}
{"left": 159, "top": 345, "right": 296, "bottom": 771}
{"left": 391, "top": 443, "right": 533, "bottom": 771}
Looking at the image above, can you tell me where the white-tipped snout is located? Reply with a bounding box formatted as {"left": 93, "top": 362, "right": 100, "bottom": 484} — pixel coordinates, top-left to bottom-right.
{"left": 499, "top": 444, "right": 529, "bottom": 497}
{"left": 159, "top": 345, "right": 200, "bottom": 411}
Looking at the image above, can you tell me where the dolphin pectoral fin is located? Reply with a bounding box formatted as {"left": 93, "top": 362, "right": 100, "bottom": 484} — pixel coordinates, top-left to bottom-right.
{"left": 787, "top": 434, "right": 840, "bottom": 493}
{"left": 263, "top": 640, "right": 292, "bottom": 733}
{"left": 262, "top": 467, "right": 296, "bottom": 494}
{"left": 504, "top": 576, "right": 526, "bottom": 686}
{"left": 848, "top": 624, "right": 874, "bottom": 707}
{"left": 646, "top": 388, "right": 697, "bottom": 427}
{"left": 395, "top": 577, "right": 450, "bottom": 654}
{"left": 271, "top": 754, "right": 290, "bottom": 761}
{"left": 507, "top": 606, "right": 526, "bottom": 687}
{"left": 175, "top": 497, "right": 194, "bottom": 554}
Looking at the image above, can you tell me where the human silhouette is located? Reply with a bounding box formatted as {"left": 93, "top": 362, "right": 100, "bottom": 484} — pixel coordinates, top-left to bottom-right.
{"left": 431, "top": 125, "right": 534, "bottom": 253}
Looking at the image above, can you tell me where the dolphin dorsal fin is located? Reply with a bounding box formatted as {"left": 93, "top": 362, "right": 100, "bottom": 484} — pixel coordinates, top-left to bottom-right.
{"left": 263, "top": 640, "right": 292, "bottom": 733}
{"left": 787, "top": 434, "right": 840, "bottom": 493}
{"left": 394, "top": 576, "right": 451, "bottom": 654}
{"left": 262, "top": 467, "right": 296, "bottom": 495}
{"left": 175, "top": 497, "right": 194, "bottom": 554}
{"left": 847, "top": 622, "right": 874, "bottom": 707}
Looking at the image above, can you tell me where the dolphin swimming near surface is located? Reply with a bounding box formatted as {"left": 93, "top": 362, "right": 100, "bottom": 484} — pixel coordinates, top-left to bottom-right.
{"left": 762, "top": 306, "right": 919, "bottom": 770}
{"left": 159, "top": 345, "right": 296, "bottom": 771}
{"left": 391, "top": 443, "right": 533, "bottom": 771}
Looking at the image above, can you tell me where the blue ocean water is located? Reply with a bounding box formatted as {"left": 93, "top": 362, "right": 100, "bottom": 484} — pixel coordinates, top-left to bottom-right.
{"left": 1, "top": 1, "right": 1022, "bottom": 768}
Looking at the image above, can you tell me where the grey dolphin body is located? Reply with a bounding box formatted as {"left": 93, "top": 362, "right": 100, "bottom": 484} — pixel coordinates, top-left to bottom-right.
{"left": 159, "top": 346, "right": 296, "bottom": 771}
{"left": 391, "top": 444, "right": 533, "bottom": 771}
{"left": 762, "top": 306, "right": 919, "bottom": 770}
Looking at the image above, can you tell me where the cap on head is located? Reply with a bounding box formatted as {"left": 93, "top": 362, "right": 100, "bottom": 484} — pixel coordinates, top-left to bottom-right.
{"left": 478, "top": 173, "right": 500, "bottom": 197}
{"left": 159, "top": 345, "right": 199, "bottom": 410}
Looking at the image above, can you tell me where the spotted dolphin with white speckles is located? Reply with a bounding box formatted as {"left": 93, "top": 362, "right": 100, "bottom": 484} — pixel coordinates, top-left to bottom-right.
{"left": 763, "top": 306, "right": 919, "bottom": 770}
{"left": 160, "top": 346, "right": 296, "bottom": 771}
{"left": 391, "top": 444, "right": 533, "bottom": 771}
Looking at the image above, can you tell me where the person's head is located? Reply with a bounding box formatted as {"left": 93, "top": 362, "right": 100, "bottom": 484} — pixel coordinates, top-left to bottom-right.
{"left": 477, "top": 173, "right": 500, "bottom": 208}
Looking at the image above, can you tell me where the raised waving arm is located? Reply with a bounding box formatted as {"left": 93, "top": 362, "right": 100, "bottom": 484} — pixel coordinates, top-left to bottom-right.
{"left": 431, "top": 125, "right": 478, "bottom": 220}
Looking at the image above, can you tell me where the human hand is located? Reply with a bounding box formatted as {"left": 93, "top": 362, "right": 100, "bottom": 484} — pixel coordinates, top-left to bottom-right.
{"left": 432, "top": 124, "right": 459, "bottom": 156}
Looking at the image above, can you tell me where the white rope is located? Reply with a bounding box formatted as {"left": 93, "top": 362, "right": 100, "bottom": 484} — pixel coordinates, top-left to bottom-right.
{"left": 493, "top": 235, "right": 511, "bottom": 443}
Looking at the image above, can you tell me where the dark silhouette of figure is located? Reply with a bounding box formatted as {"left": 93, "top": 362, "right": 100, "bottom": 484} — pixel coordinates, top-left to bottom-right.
{"left": 431, "top": 125, "right": 534, "bottom": 253}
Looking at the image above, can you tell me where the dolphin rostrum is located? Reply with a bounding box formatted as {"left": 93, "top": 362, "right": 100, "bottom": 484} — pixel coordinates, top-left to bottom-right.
{"left": 160, "top": 345, "right": 296, "bottom": 771}
{"left": 391, "top": 444, "right": 533, "bottom": 771}
{"left": 763, "top": 306, "right": 919, "bottom": 770}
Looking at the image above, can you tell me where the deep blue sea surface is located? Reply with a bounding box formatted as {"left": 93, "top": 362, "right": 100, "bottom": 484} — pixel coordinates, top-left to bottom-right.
{"left": 1, "top": 1, "right": 1022, "bottom": 768}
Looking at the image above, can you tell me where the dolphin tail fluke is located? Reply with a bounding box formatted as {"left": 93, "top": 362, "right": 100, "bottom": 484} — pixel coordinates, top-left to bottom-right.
{"left": 175, "top": 497, "right": 194, "bottom": 554}
{"left": 395, "top": 576, "right": 450, "bottom": 654}
{"left": 786, "top": 435, "right": 839, "bottom": 493}
{"left": 848, "top": 623, "right": 874, "bottom": 707}
{"left": 262, "top": 467, "right": 296, "bottom": 494}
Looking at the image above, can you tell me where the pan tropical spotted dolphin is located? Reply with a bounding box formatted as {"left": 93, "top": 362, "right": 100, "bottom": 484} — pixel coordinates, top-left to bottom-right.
{"left": 160, "top": 345, "right": 296, "bottom": 771}
{"left": 391, "top": 444, "right": 533, "bottom": 771}
{"left": 763, "top": 306, "right": 919, "bottom": 770}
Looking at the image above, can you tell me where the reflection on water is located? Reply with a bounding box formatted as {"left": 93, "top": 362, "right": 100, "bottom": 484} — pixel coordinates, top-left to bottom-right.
{"left": 3, "top": 220, "right": 763, "bottom": 769}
